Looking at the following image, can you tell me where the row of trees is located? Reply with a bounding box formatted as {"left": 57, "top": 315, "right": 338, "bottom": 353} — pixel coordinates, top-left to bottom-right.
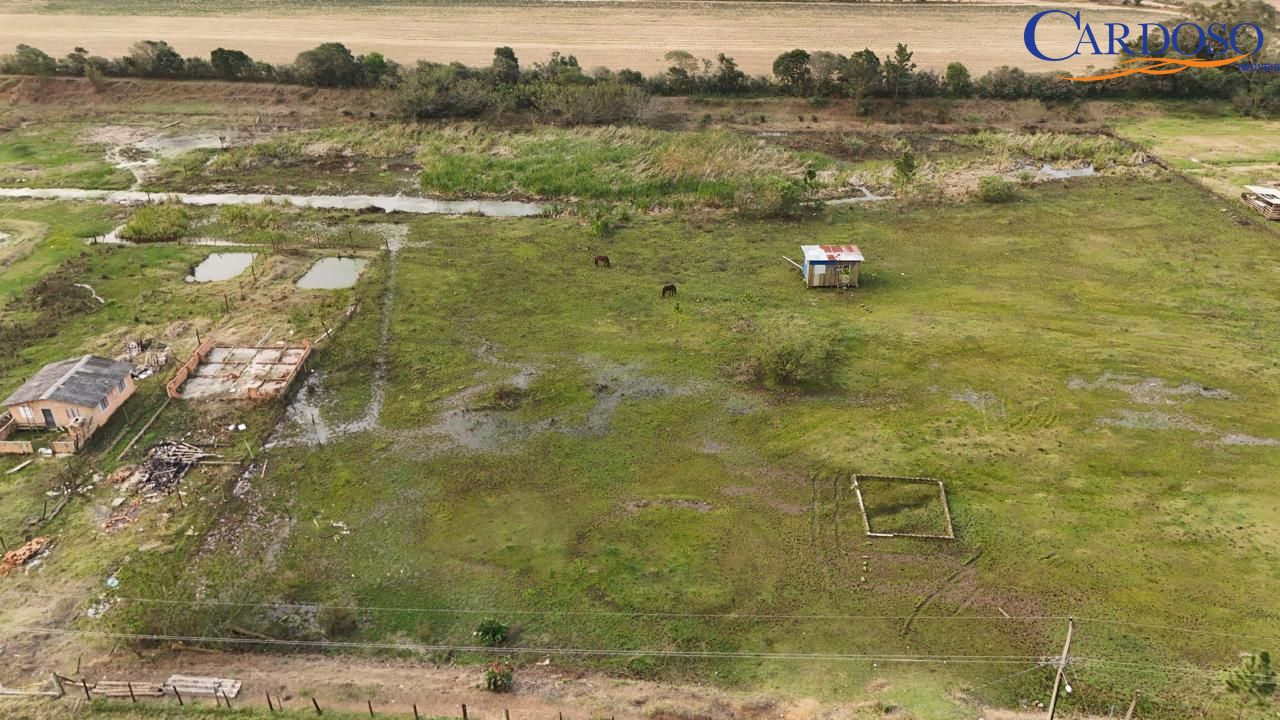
{"left": 4, "top": 0, "right": 1280, "bottom": 119}
{"left": 0, "top": 40, "right": 397, "bottom": 87}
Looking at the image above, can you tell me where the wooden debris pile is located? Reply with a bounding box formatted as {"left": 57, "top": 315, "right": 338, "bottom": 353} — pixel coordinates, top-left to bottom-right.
{"left": 134, "top": 442, "right": 214, "bottom": 495}
{"left": 164, "top": 675, "right": 242, "bottom": 699}
{"left": 0, "top": 536, "right": 50, "bottom": 576}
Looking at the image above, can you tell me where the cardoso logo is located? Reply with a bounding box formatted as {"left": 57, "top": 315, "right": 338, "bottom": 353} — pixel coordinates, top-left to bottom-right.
{"left": 1024, "top": 10, "right": 1264, "bottom": 81}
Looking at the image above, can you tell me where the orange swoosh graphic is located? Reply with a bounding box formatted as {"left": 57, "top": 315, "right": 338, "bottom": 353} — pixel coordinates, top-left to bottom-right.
{"left": 1064, "top": 54, "right": 1249, "bottom": 82}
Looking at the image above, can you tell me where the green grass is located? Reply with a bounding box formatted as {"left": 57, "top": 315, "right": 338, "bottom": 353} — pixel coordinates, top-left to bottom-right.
{"left": 152, "top": 123, "right": 843, "bottom": 208}
{"left": 71, "top": 174, "right": 1277, "bottom": 719}
{"left": 1112, "top": 116, "right": 1280, "bottom": 198}
{"left": 0, "top": 125, "right": 134, "bottom": 189}
{"left": 4, "top": 117, "right": 1280, "bottom": 718}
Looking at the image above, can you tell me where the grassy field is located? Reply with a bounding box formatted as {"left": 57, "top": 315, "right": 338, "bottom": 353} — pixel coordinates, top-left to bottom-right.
{"left": 1112, "top": 115, "right": 1280, "bottom": 200}
{"left": 0, "top": 102, "right": 1279, "bottom": 719}
{"left": 28, "top": 174, "right": 1262, "bottom": 718}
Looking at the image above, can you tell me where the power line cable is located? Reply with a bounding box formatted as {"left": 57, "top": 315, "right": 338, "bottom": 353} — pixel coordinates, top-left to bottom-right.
{"left": 0, "top": 623, "right": 1049, "bottom": 664}
{"left": 0, "top": 589, "right": 1065, "bottom": 621}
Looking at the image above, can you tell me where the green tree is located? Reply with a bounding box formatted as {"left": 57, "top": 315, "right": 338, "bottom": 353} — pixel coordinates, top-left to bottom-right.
{"left": 491, "top": 46, "right": 520, "bottom": 84}
{"left": 0, "top": 44, "right": 57, "bottom": 75}
{"left": 808, "top": 51, "right": 846, "bottom": 96}
{"left": 944, "top": 62, "right": 972, "bottom": 97}
{"left": 892, "top": 148, "right": 917, "bottom": 191}
{"left": 882, "top": 43, "right": 916, "bottom": 101}
{"left": 842, "top": 48, "right": 882, "bottom": 102}
{"left": 128, "top": 40, "right": 184, "bottom": 78}
{"left": 294, "top": 42, "right": 362, "bottom": 87}
{"left": 772, "top": 49, "right": 811, "bottom": 95}
{"left": 360, "top": 52, "right": 396, "bottom": 86}
{"left": 210, "top": 48, "right": 255, "bottom": 80}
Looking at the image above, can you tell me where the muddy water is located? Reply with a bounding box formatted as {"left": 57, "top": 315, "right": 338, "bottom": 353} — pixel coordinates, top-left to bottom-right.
{"left": 0, "top": 188, "right": 544, "bottom": 217}
{"left": 297, "top": 257, "right": 369, "bottom": 290}
{"left": 187, "top": 252, "right": 256, "bottom": 282}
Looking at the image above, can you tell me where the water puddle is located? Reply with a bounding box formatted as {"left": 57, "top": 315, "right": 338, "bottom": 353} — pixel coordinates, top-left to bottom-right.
{"left": 186, "top": 252, "right": 256, "bottom": 283}
{"left": 297, "top": 257, "right": 368, "bottom": 290}
{"left": 0, "top": 188, "right": 544, "bottom": 217}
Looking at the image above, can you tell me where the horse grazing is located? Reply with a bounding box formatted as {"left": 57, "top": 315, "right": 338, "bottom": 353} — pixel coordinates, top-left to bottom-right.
{"left": 661, "top": 283, "right": 678, "bottom": 298}
{"left": 593, "top": 255, "right": 611, "bottom": 268}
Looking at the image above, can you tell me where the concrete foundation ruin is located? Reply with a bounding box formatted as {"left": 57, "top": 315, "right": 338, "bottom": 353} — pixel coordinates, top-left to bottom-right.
{"left": 167, "top": 338, "right": 312, "bottom": 401}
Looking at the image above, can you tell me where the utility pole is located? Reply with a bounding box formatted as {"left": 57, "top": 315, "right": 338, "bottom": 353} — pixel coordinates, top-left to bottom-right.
{"left": 1047, "top": 617, "right": 1075, "bottom": 720}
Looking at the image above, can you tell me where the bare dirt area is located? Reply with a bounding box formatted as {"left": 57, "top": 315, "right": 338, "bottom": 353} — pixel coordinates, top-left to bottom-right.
{"left": 0, "top": 2, "right": 1171, "bottom": 75}
{"left": 0, "top": 650, "right": 1071, "bottom": 720}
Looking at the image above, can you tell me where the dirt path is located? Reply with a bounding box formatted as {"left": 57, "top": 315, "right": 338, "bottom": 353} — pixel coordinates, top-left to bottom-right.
{"left": 0, "top": 2, "right": 1171, "bottom": 75}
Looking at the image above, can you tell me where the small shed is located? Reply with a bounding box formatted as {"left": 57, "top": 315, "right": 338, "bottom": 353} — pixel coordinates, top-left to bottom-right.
{"left": 800, "top": 244, "right": 864, "bottom": 288}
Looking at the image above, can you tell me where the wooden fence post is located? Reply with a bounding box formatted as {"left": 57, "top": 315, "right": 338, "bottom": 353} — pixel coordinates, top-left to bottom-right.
{"left": 462, "top": 703, "right": 468, "bottom": 720}
{"left": 369, "top": 700, "right": 375, "bottom": 716}
{"left": 313, "top": 697, "right": 323, "bottom": 715}
{"left": 267, "top": 691, "right": 275, "bottom": 712}
{"left": 222, "top": 689, "right": 233, "bottom": 709}
{"left": 127, "top": 682, "right": 136, "bottom": 703}
{"left": 174, "top": 687, "right": 184, "bottom": 706}
{"left": 414, "top": 704, "right": 421, "bottom": 720}
{"left": 80, "top": 679, "right": 92, "bottom": 701}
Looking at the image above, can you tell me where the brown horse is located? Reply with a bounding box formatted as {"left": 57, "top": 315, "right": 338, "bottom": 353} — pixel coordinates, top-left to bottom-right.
{"left": 593, "top": 255, "right": 611, "bottom": 268}
{"left": 661, "top": 283, "right": 677, "bottom": 298}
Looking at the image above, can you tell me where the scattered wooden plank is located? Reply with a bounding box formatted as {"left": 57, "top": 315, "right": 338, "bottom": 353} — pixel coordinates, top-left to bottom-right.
{"left": 164, "top": 675, "right": 241, "bottom": 699}
{"left": 5, "top": 459, "right": 33, "bottom": 474}
{"left": 91, "top": 681, "right": 164, "bottom": 698}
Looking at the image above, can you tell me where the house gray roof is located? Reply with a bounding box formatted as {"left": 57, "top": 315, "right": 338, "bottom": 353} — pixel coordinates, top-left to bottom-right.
{"left": 3, "top": 355, "right": 133, "bottom": 408}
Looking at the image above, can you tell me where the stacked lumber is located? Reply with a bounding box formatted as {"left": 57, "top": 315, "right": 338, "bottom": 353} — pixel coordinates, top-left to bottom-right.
{"left": 91, "top": 681, "right": 165, "bottom": 698}
{"left": 1241, "top": 192, "right": 1280, "bottom": 220}
{"left": 164, "top": 675, "right": 242, "bottom": 699}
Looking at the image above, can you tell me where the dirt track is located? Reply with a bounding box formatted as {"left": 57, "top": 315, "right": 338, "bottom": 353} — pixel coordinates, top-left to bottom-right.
{"left": 0, "top": 2, "right": 1171, "bottom": 74}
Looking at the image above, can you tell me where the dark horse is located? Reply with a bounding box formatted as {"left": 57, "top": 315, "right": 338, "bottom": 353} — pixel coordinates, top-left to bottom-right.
{"left": 593, "top": 255, "right": 611, "bottom": 267}
{"left": 661, "top": 283, "right": 678, "bottom": 298}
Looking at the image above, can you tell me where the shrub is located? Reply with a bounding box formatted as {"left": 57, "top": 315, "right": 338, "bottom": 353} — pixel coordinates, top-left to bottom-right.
{"left": 474, "top": 618, "right": 509, "bottom": 646}
{"left": 484, "top": 661, "right": 514, "bottom": 692}
{"left": 317, "top": 606, "right": 358, "bottom": 639}
{"left": 892, "top": 149, "right": 917, "bottom": 190}
{"left": 733, "top": 176, "right": 805, "bottom": 218}
{"left": 220, "top": 204, "right": 281, "bottom": 232}
{"left": 533, "top": 82, "right": 650, "bottom": 125}
{"left": 739, "top": 318, "right": 850, "bottom": 388}
{"left": 118, "top": 205, "right": 190, "bottom": 243}
{"left": 976, "top": 176, "right": 1015, "bottom": 203}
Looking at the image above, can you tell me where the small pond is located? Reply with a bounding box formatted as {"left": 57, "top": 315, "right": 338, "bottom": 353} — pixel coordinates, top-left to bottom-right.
{"left": 297, "top": 257, "right": 368, "bottom": 289}
{"left": 187, "top": 252, "right": 256, "bottom": 283}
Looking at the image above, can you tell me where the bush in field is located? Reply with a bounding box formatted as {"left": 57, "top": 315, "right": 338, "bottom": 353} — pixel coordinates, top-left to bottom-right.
{"left": 533, "top": 82, "right": 650, "bottom": 124}
{"left": 977, "top": 175, "right": 1015, "bottom": 203}
{"left": 474, "top": 618, "right": 510, "bottom": 646}
{"left": 220, "top": 204, "right": 281, "bottom": 232}
{"left": 317, "top": 605, "right": 358, "bottom": 639}
{"left": 733, "top": 176, "right": 805, "bottom": 218}
{"left": 892, "top": 149, "right": 917, "bottom": 191}
{"left": 294, "top": 42, "right": 363, "bottom": 88}
{"left": 118, "top": 205, "right": 191, "bottom": 242}
{"left": 738, "top": 318, "right": 849, "bottom": 388}
{"left": 395, "top": 63, "right": 498, "bottom": 119}
{"left": 484, "top": 662, "right": 514, "bottom": 692}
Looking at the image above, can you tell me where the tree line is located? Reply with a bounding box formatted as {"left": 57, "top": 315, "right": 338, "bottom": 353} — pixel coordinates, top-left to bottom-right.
{"left": 4, "top": 0, "right": 1280, "bottom": 121}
